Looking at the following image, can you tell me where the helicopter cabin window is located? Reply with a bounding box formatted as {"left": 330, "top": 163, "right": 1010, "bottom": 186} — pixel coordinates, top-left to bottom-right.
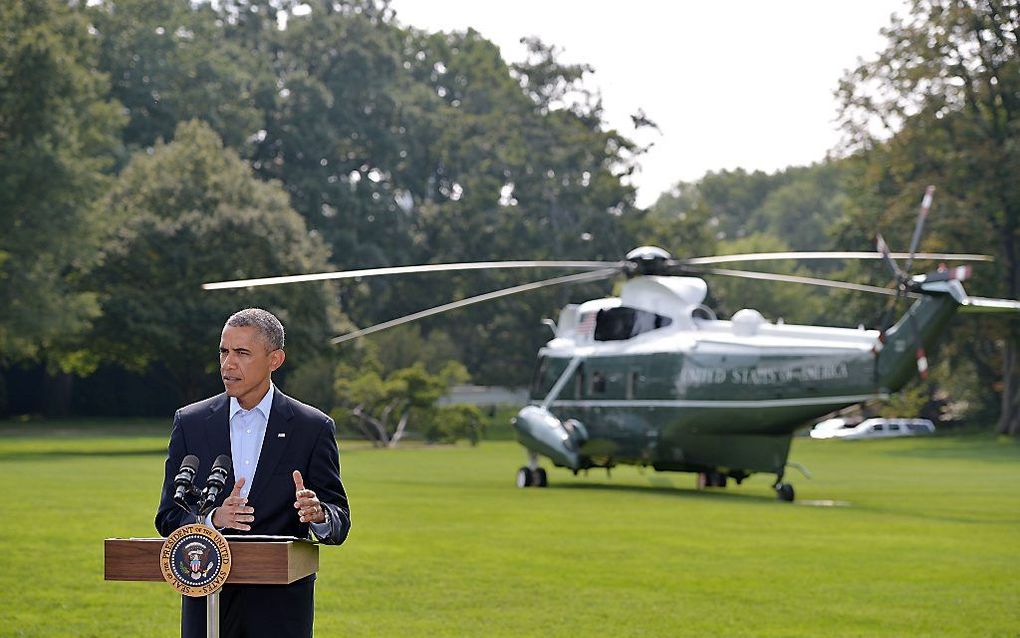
{"left": 594, "top": 307, "right": 673, "bottom": 341}
{"left": 590, "top": 371, "right": 607, "bottom": 395}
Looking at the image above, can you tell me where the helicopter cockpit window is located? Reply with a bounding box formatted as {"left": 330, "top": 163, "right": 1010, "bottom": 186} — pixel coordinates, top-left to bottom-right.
{"left": 593, "top": 307, "right": 673, "bottom": 341}
{"left": 531, "top": 357, "right": 553, "bottom": 396}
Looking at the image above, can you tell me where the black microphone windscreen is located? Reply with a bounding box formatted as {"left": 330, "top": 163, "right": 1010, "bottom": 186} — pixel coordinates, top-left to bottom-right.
{"left": 181, "top": 454, "right": 200, "bottom": 472}
{"left": 210, "top": 454, "right": 231, "bottom": 474}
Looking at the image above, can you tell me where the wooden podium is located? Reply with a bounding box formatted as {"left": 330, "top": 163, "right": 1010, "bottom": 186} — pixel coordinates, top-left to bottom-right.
{"left": 105, "top": 536, "right": 318, "bottom": 637}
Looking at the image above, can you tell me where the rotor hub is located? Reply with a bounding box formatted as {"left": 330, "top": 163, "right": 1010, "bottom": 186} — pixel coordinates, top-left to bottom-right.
{"left": 625, "top": 246, "right": 673, "bottom": 276}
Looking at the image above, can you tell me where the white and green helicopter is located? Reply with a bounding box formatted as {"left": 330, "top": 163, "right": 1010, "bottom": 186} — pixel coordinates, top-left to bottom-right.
{"left": 204, "top": 191, "right": 1019, "bottom": 501}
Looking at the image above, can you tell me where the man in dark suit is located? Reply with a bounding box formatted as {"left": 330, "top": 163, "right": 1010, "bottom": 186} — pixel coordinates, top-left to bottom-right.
{"left": 156, "top": 308, "right": 351, "bottom": 638}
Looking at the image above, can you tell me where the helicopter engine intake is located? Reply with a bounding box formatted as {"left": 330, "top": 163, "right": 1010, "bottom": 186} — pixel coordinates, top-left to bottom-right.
{"left": 511, "top": 406, "right": 588, "bottom": 470}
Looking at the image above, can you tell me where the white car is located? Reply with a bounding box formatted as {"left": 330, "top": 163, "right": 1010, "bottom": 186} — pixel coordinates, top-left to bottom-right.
{"left": 809, "top": 418, "right": 858, "bottom": 439}
{"left": 831, "top": 418, "right": 935, "bottom": 440}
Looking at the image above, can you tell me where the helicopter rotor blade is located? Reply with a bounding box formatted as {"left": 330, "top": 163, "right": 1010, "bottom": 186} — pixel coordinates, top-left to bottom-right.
{"left": 690, "top": 267, "right": 919, "bottom": 299}
{"left": 903, "top": 186, "right": 936, "bottom": 379}
{"left": 202, "top": 260, "right": 621, "bottom": 290}
{"left": 682, "top": 249, "right": 991, "bottom": 267}
{"left": 904, "top": 185, "right": 935, "bottom": 274}
{"left": 329, "top": 268, "right": 618, "bottom": 345}
{"left": 875, "top": 233, "right": 908, "bottom": 282}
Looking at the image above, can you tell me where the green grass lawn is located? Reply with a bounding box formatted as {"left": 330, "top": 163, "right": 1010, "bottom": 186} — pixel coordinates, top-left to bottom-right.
{"left": 0, "top": 421, "right": 1018, "bottom": 637}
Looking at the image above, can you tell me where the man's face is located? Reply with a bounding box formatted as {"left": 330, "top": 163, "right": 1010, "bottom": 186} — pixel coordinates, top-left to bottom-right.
{"left": 219, "top": 325, "right": 285, "bottom": 406}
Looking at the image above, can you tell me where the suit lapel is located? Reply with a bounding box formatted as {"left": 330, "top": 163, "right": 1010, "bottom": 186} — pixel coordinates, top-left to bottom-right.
{"left": 247, "top": 388, "right": 294, "bottom": 501}
{"left": 205, "top": 393, "right": 235, "bottom": 495}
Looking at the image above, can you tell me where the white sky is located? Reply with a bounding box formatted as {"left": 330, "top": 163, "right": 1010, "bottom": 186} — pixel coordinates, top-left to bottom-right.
{"left": 387, "top": 1, "right": 905, "bottom": 207}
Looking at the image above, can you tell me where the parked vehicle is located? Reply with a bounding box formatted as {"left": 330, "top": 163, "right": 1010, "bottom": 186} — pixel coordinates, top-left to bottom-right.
{"left": 830, "top": 418, "right": 935, "bottom": 440}
{"left": 809, "top": 418, "right": 859, "bottom": 439}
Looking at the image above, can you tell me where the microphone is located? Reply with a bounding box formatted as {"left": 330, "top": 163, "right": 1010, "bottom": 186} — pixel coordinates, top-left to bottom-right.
{"left": 172, "top": 455, "right": 200, "bottom": 509}
{"left": 200, "top": 454, "right": 232, "bottom": 514}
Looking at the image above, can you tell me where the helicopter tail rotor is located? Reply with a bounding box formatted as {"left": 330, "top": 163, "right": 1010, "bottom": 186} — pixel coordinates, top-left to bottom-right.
{"left": 875, "top": 186, "right": 940, "bottom": 380}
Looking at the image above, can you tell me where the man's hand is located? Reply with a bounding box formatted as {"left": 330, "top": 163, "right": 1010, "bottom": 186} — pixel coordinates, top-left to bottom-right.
{"left": 211, "top": 476, "right": 255, "bottom": 531}
{"left": 293, "top": 470, "right": 326, "bottom": 524}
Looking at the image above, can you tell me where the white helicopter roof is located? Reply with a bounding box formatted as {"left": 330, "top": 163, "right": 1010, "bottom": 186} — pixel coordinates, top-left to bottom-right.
{"left": 571, "top": 276, "right": 707, "bottom": 319}
{"left": 546, "top": 274, "right": 880, "bottom": 356}
{"left": 619, "top": 276, "right": 707, "bottom": 315}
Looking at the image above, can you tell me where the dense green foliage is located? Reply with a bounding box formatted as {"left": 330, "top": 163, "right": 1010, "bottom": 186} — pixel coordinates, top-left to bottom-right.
{"left": 86, "top": 119, "right": 339, "bottom": 399}
{"left": 2, "top": 0, "right": 642, "bottom": 415}
{"left": 327, "top": 326, "right": 482, "bottom": 445}
{"left": 1, "top": 0, "right": 1017, "bottom": 430}
{"left": 1, "top": 421, "right": 1018, "bottom": 636}
{"left": 835, "top": 0, "right": 1020, "bottom": 432}
{"left": 0, "top": 0, "right": 123, "bottom": 369}
{"left": 640, "top": 162, "right": 849, "bottom": 253}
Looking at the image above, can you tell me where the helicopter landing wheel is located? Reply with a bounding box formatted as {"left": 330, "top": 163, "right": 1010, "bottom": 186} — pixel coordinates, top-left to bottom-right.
{"left": 533, "top": 467, "right": 548, "bottom": 488}
{"left": 775, "top": 483, "right": 795, "bottom": 502}
{"left": 516, "top": 467, "right": 534, "bottom": 488}
{"left": 698, "top": 471, "right": 727, "bottom": 488}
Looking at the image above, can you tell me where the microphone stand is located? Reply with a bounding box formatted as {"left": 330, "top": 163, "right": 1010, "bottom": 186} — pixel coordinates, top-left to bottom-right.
{"left": 171, "top": 467, "right": 225, "bottom": 637}
{"left": 174, "top": 486, "right": 204, "bottom": 523}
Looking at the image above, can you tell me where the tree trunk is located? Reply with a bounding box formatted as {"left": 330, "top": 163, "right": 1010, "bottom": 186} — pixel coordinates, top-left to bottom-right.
{"left": 997, "top": 340, "right": 1020, "bottom": 435}
{"left": 388, "top": 411, "right": 410, "bottom": 448}
{"left": 997, "top": 227, "right": 1020, "bottom": 435}
{"left": 351, "top": 405, "right": 388, "bottom": 447}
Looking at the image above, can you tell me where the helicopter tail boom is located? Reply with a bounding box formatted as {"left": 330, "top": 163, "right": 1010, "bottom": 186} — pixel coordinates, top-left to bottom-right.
{"left": 876, "top": 277, "right": 1020, "bottom": 391}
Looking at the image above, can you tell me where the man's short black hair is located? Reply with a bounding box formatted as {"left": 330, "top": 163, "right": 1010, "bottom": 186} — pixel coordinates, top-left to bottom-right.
{"left": 225, "top": 308, "right": 285, "bottom": 351}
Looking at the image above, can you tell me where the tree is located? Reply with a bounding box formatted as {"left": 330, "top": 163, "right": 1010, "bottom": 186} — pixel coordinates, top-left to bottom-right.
{"left": 86, "top": 120, "right": 339, "bottom": 401}
{"left": 706, "top": 234, "right": 828, "bottom": 324}
{"left": 85, "top": 0, "right": 266, "bottom": 153}
{"left": 333, "top": 359, "right": 471, "bottom": 447}
{"left": 753, "top": 163, "right": 850, "bottom": 250}
{"left": 78, "top": 0, "right": 648, "bottom": 394}
{"left": 837, "top": 0, "right": 1020, "bottom": 433}
{"left": 376, "top": 31, "right": 642, "bottom": 385}
{"left": 629, "top": 181, "right": 718, "bottom": 257}
{"left": 0, "top": 0, "right": 123, "bottom": 369}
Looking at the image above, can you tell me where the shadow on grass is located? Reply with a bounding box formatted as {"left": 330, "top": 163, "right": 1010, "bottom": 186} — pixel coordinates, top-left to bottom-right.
{"left": 848, "top": 501, "right": 1020, "bottom": 526}
{"left": 549, "top": 481, "right": 780, "bottom": 505}
{"left": 0, "top": 447, "right": 166, "bottom": 462}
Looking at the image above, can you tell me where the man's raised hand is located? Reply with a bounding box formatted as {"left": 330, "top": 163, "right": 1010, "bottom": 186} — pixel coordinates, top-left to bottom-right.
{"left": 293, "top": 470, "right": 326, "bottom": 524}
{"left": 211, "top": 476, "right": 255, "bottom": 531}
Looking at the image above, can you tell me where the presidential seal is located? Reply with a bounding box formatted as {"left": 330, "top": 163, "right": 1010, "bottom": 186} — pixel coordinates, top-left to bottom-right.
{"left": 160, "top": 524, "right": 232, "bottom": 597}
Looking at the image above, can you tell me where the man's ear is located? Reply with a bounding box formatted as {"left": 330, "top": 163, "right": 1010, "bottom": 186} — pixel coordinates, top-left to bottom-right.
{"left": 269, "top": 349, "right": 286, "bottom": 372}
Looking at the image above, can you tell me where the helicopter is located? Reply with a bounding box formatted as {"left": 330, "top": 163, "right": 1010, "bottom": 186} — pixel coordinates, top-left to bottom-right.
{"left": 203, "top": 189, "right": 1020, "bottom": 501}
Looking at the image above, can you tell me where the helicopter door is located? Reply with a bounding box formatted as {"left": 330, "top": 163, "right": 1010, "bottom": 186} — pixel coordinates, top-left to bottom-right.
{"left": 626, "top": 369, "right": 641, "bottom": 399}
{"left": 573, "top": 362, "right": 586, "bottom": 399}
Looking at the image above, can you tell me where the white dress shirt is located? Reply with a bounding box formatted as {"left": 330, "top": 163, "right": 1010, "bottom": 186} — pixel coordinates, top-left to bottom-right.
{"left": 228, "top": 383, "right": 275, "bottom": 498}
